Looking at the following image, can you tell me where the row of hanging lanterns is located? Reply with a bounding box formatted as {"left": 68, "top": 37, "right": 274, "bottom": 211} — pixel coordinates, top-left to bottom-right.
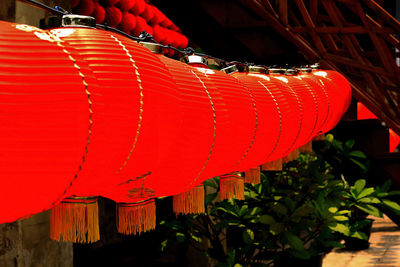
{"left": 0, "top": 17, "right": 352, "bottom": 242}
{"left": 72, "top": 0, "right": 189, "bottom": 49}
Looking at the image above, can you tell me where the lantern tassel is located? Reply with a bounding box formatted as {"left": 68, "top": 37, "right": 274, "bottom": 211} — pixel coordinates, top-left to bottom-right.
{"left": 117, "top": 199, "right": 156, "bottom": 235}
{"left": 173, "top": 185, "right": 205, "bottom": 215}
{"left": 50, "top": 197, "right": 100, "bottom": 243}
{"left": 220, "top": 174, "right": 244, "bottom": 201}
{"left": 299, "top": 141, "right": 313, "bottom": 153}
{"left": 283, "top": 148, "right": 299, "bottom": 163}
{"left": 262, "top": 158, "right": 283, "bottom": 171}
{"left": 313, "top": 134, "right": 325, "bottom": 141}
{"left": 244, "top": 167, "right": 261, "bottom": 184}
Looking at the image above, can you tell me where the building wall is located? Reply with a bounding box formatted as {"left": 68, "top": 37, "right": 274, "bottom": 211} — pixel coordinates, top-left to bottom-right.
{"left": 0, "top": 211, "right": 73, "bottom": 267}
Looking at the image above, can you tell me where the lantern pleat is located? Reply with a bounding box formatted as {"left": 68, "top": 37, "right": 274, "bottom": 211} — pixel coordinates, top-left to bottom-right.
{"left": 204, "top": 70, "right": 256, "bottom": 172}
{"left": 50, "top": 197, "right": 99, "bottom": 243}
{"left": 117, "top": 199, "right": 156, "bottom": 235}
{"left": 146, "top": 56, "right": 213, "bottom": 197}
{"left": 244, "top": 167, "right": 261, "bottom": 184}
{"left": 173, "top": 185, "right": 205, "bottom": 215}
{"left": 231, "top": 72, "right": 280, "bottom": 167}
{"left": 220, "top": 174, "right": 245, "bottom": 200}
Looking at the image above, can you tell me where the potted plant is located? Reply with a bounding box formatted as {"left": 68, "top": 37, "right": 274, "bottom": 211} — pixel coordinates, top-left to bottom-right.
{"left": 341, "top": 178, "right": 400, "bottom": 250}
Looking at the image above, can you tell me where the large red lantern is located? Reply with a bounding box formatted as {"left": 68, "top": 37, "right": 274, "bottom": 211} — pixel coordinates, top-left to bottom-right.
{"left": 0, "top": 22, "right": 92, "bottom": 223}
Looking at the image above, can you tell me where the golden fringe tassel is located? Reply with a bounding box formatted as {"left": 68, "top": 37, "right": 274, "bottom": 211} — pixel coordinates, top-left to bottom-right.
{"left": 50, "top": 197, "right": 100, "bottom": 243}
{"left": 117, "top": 199, "right": 156, "bottom": 235}
{"left": 244, "top": 167, "right": 261, "bottom": 184}
{"left": 283, "top": 149, "right": 299, "bottom": 163}
{"left": 173, "top": 185, "right": 205, "bottom": 215}
{"left": 261, "top": 158, "right": 282, "bottom": 171}
{"left": 313, "top": 134, "right": 325, "bottom": 141}
{"left": 299, "top": 141, "right": 313, "bottom": 153}
{"left": 220, "top": 174, "right": 245, "bottom": 201}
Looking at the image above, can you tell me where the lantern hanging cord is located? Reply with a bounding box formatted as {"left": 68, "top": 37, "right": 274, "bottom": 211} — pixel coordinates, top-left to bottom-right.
{"left": 16, "top": 0, "right": 316, "bottom": 70}
{"left": 17, "top": 0, "right": 68, "bottom": 15}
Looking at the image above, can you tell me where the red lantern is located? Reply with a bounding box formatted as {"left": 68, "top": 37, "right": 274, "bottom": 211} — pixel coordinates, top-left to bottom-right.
{"left": 231, "top": 68, "right": 281, "bottom": 167}
{"left": 75, "top": 0, "right": 95, "bottom": 16}
{"left": 105, "top": 6, "right": 122, "bottom": 28}
{"left": 92, "top": 3, "right": 106, "bottom": 24}
{"left": 0, "top": 22, "right": 93, "bottom": 223}
{"left": 119, "top": 12, "right": 136, "bottom": 33}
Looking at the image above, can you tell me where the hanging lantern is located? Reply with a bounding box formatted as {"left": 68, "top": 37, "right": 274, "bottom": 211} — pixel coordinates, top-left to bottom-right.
{"left": 0, "top": 21, "right": 94, "bottom": 223}
{"left": 230, "top": 66, "right": 280, "bottom": 169}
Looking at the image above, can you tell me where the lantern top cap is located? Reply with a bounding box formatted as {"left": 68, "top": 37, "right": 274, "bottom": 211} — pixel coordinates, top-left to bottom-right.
{"left": 285, "top": 69, "right": 299, "bottom": 75}
{"left": 310, "top": 63, "right": 320, "bottom": 70}
{"left": 221, "top": 65, "right": 238, "bottom": 74}
{"left": 268, "top": 68, "right": 286, "bottom": 75}
{"left": 62, "top": 14, "right": 96, "bottom": 28}
{"left": 186, "top": 55, "right": 208, "bottom": 67}
{"left": 248, "top": 65, "right": 268, "bottom": 74}
{"left": 298, "top": 67, "right": 312, "bottom": 73}
{"left": 139, "top": 42, "right": 163, "bottom": 54}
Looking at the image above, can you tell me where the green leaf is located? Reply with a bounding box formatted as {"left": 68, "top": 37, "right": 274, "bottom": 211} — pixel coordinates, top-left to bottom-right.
{"left": 272, "top": 203, "right": 288, "bottom": 215}
{"left": 355, "top": 204, "right": 382, "bottom": 217}
{"left": 226, "top": 249, "right": 236, "bottom": 266}
{"left": 249, "top": 207, "right": 262, "bottom": 216}
{"left": 284, "top": 232, "right": 305, "bottom": 251}
{"left": 354, "top": 179, "right": 366, "bottom": 195}
{"left": 239, "top": 205, "right": 249, "bottom": 216}
{"left": 351, "top": 231, "right": 368, "bottom": 240}
{"left": 358, "top": 197, "right": 380, "bottom": 204}
{"left": 243, "top": 229, "right": 254, "bottom": 244}
{"left": 176, "top": 232, "right": 186, "bottom": 243}
{"left": 289, "top": 249, "right": 310, "bottom": 259}
{"left": 345, "top": 139, "right": 355, "bottom": 149}
{"left": 258, "top": 215, "right": 276, "bottom": 225}
{"left": 333, "top": 215, "right": 349, "bottom": 221}
{"left": 233, "top": 264, "right": 243, "bottom": 267}
{"left": 358, "top": 187, "right": 375, "bottom": 199}
{"left": 291, "top": 204, "right": 313, "bottom": 218}
{"left": 190, "top": 234, "right": 202, "bottom": 243}
{"left": 329, "top": 223, "right": 350, "bottom": 235}
{"left": 348, "top": 150, "right": 366, "bottom": 159}
{"left": 349, "top": 158, "right": 368, "bottom": 172}
{"left": 382, "top": 199, "right": 400, "bottom": 213}
{"left": 214, "top": 220, "right": 241, "bottom": 229}
{"left": 328, "top": 207, "right": 338, "bottom": 213}
{"left": 381, "top": 180, "right": 392, "bottom": 192}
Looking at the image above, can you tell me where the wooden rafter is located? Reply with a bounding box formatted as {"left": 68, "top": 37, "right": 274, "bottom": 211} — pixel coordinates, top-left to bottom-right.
{"left": 238, "top": 0, "right": 400, "bottom": 135}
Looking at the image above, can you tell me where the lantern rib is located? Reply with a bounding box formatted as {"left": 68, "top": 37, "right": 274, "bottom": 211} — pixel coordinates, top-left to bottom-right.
{"left": 304, "top": 81, "right": 320, "bottom": 143}
{"left": 281, "top": 82, "right": 303, "bottom": 156}
{"left": 110, "top": 35, "right": 144, "bottom": 173}
{"left": 187, "top": 70, "right": 217, "bottom": 189}
{"left": 48, "top": 34, "right": 93, "bottom": 207}
{"left": 233, "top": 85, "right": 258, "bottom": 167}
{"left": 257, "top": 81, "right": 282, "bottom": 160}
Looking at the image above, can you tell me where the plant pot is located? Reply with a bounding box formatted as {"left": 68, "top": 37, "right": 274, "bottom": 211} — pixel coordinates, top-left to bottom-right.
{"left": 344, "top": 218, "right": 374, "bottom": 251}
{"left": 274, "top": 253, "right": 325, "bottom": 267}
